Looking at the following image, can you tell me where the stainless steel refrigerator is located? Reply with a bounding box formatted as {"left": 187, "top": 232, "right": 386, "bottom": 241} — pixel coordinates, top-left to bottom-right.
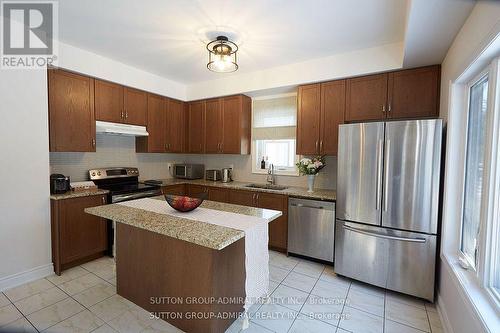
{"left": 335, "top": 119, "right": 442, "bottom": 301}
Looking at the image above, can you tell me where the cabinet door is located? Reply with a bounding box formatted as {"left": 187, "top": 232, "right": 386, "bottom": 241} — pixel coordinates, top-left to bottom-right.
{"left": 297, "top": 84, "right": 321, "bottom": 155}
{"left": 48, "top": 69, "right": 96, "bottom": 152}
{"left": 345, "top": 74, "right": 388, "bottom": 122}
{"left": 95, "top": 79, "right": 124, "bottom": 123}
{"left": 205, "top": 99, "right": 223, "bottom": 153}
{"left": 124, "top": 87, "right": 147, "bottom": 125}
{"left": 229, "top": 190, "right": 257, "bottom": 207}
{"left": 166, "top": 99, "right": 186, "bottom": 153}
{"left": 208, "top": 187, "right": 229, "bottom": 203}
{"left": 188, "top": 101, "right": 205, "bottom": 153}
{"left": 387, "top": 66, "right": 440, "bottom": 119}
{"left": 320, "top": 80, "right": 345, "bottom": 155}
{"left": 162, "top": 184, "right": 186, "bottom": 196}
{"left": 59, "top": 195, "right": 107, "bottom": 264}
{"left": 146, "top": 94, "right": 166, "bottom": 152}
{"left": 222, "top": 96, "right": 242, "bottom": 154}
{"left": 257, "top": 193, "right": 288, "bottom": 251}
{"left": 187, "top": 185, "right": 208, "bottom": 198}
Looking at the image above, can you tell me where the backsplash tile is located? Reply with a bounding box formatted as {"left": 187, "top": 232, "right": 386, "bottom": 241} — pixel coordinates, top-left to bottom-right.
{"left": 50, "top": 134, "right": 336, "bottom": 190}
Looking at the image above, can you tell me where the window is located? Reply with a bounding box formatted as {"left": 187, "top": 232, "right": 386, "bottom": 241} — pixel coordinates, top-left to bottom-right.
{"left": 461, "top": 74, "right": 489, "bottom": 269}
{"left": 252, "top": 94, "right": 299, "bottom": 175}
{"left": 459, "top": 57, "right": 500, "bottom": 308}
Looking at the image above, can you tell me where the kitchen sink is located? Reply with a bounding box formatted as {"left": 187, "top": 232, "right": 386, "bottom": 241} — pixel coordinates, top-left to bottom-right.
{"left": 245, "top": 184, "right": 289, "bottom": 191}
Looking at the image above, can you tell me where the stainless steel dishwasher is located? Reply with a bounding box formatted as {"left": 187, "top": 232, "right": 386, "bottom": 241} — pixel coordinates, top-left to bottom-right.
{"left": 288, "top": 197, "right": 335, "bottom": 262}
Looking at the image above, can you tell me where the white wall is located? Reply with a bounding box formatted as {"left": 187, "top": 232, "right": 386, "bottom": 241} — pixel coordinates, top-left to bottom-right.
{"left": 187, "top": 42, "right": 404, "bottom": 100}
{"left": 0, "top": 69, "right": 53, "bottom": 290}
{"left": 438, "top": 1, "right": 500, "bottom": 332}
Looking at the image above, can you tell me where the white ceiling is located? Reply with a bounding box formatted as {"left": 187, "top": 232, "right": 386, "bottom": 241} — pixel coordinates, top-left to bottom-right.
{"left": 58, "top": 0, "right": 409, "bottom": 84}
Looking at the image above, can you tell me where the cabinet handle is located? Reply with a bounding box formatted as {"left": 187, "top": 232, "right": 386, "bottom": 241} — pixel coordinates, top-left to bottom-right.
{"left": 125, "top": 110, "right": 128, "bottom": 119}
{"left": 101, "top": 196, "right": 106, "bottom": 204}
{"left": 315, "top": 141, "right": 319, "bottom": 152}
{"left": 388, "top": 103, "right": 392, "bottom": 113}
{"left": 320, "top": 141, "right": 323, "bottom": 153}
{"left": 382, "top": 105, "right": 386, "bottom": 113}
{"left": 92, "top": 138, "right": 96, "bottom": 147}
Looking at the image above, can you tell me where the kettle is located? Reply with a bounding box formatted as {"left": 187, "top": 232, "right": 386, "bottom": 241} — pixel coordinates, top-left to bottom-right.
{"left": 221, "top": 168, "right": 233, "bottom": 183}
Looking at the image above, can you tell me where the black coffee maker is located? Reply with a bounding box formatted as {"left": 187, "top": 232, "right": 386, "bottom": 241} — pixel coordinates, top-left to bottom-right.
{"left": 50, "top": 174, "right": 71, "bottom": 194}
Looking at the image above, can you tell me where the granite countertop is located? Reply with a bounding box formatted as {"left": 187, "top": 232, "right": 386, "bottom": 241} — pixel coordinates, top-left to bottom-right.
{"left": 150, "top": 178, "right": 337, "bottom": 201}
{"left": 50, "top": 189, "right": 109, "bottom": 200}
{"left": 85, "top": 196, "right": 282, "bottom": 250}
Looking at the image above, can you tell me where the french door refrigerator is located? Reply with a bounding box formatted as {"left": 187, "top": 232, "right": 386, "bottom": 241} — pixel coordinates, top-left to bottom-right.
{"left": 335, "top": 119, "right": 442, "bottom": 301}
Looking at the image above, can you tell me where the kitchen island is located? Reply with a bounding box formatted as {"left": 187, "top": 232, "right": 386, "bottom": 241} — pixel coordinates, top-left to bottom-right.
{"left": 85, "top": 196, "right": 281, "bottom": 333}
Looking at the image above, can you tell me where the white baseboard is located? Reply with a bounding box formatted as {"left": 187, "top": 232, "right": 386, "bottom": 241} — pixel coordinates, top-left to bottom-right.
{"left": 0, "top": 264, "right": 54, "bottom": 292}
{"left": 436, "top": 292, "right": 454, "bottom": 333}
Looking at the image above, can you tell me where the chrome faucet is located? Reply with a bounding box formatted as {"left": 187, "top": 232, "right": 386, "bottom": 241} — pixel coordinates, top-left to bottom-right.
{"left": 267, "top": 163, "right": 275, "bottom": 185}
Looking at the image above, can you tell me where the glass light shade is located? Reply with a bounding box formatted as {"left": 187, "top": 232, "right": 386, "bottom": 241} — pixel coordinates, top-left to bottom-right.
{"left": 207, "top": 36, "right": 238, "bottom": 73}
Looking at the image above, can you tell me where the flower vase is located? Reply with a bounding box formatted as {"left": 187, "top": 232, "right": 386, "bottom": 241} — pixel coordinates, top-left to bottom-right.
{"left": 307, "top": 174, "right": 316, "bottom": 193}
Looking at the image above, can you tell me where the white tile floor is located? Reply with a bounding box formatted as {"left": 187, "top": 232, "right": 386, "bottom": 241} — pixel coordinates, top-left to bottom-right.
{"left": 0, "top": 252, "right": 444, "bottom": 333}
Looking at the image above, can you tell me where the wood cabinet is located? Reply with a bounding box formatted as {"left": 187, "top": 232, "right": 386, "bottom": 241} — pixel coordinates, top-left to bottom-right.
{"left": 123, "top": 87, "right": 147, "bottom": 125}
{"left": 187, "top": 184, "right": 208, "bottom": 198}
{"left": 188, "top": 101, "right": 206, "bottom": 153}
{"left": 345, "top": 65, "right": 440, "bottom": 122}
{"left": 345, "top": 73, "right": 388, "bottom": 122}
{"left": 162, "top": 184, "right": 186, "bottom": 196}
{"left": 48, "top": 69, "right": 96, "bottom": 152}
{"left": 205, "top": 99, "right": 223, "bottom": 153}
{"left": 95, "top": 79, "right": 147, "bottom": 126}
{"left": 51, "top": 194, "right": 108, "bottom": 275}
{"left": 95, "top": 79, "right": 124, "bottom": 123}
{"left": 229, "top": 189, "right": 257, "bottom": 207}
{"left": 188, "top": 95, "right": 251, "bottom": 155}
{"left": 166, "top": 99, "right": 186, "bottom": 153}
{"left": 221, "top": 95, "right": 251, "bottom": 154}
{"left": 136, "top": 94, "right": 166, "bottom": 153}
{"left": 297, "top": 81, "right": 345, "bottom": 156}
{"left": 387, "top": 65, "right": 440, "bottom": 119}
{"left": 208, "top": 187, "right": 229, "bottom": 203}
{"left": 228, "top": 189, "right": 288, "bottom": 251}
{"left": 256, "top": 192, "right": 288, "bottom": 252}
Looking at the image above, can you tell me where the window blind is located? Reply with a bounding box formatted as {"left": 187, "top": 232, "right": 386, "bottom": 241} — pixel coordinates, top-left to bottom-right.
{"left": 252, "top": 95, "right": 297, "bottom": 140}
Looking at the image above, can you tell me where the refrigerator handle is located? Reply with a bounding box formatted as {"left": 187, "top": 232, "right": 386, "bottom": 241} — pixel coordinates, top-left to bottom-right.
{"left": 376, "top": 139, "right": 383, "bottom": 210}
{"left": 343, "top": 224, "right": 426, "bottom": 243}
{"left": 383, "top": 139, "right": 391, "bottom": 212}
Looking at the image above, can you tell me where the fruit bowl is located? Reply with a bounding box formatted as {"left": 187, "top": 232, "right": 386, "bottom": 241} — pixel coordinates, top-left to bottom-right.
{"left": 164, "top": 194, "right": 204, "bottom": 212}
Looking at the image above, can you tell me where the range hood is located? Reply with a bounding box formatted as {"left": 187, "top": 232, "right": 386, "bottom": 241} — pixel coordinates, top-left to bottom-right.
{"left": 96, "top": 121, "right": 149, "bottom": 136}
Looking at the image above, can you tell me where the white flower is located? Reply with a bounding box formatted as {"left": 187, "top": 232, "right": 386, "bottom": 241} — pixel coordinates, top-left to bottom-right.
{"left": 300, "top": 158, "right": 311, "bottom": 165}
{"left": 307, "top": 164, "right": 316, "bottom": 169}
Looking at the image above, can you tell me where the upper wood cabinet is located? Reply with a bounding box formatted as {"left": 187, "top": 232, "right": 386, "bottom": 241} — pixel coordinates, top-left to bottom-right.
{"left": 297, "top": 81, "right": 345, "bottom": 156}
{"left": 345, "top": 65, "right": 440, "bottom": 122}
{"left": 48, "top": 69, "right": 96, "bottom": 152}
{"left": 205, "top": 99, "right": 223, "bottom": 153}
{"left": 136, "top": 94, "right": 166, "bottom": 153}
{"left": 222, "top": 95, "right": 251, "bottom": 154}
{"left": 188, "top": 94, "right": 251, "bottom": 155}
{"left": 345, "top": 73, "right": 388, "bottom": 122}
{"left": 123, "top": 87, "right": 147, "bottom": 125}
{"left": 166, "top": 98, "right": 186, "bottom": 153}
{"left": 387, "top": 65, "right": 440, "bottom": 119}
{"left": 95, "top": 79, "right": 147, "bottom": 126}
{"left": 95, "top": 79, "right": 124, "bottom": 123}
{"left": 188, "top": 100, "right": 206, "bottom": 153}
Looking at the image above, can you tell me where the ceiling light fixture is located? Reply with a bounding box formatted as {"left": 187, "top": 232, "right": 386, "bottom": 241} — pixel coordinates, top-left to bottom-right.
{"left": 206, "top": 35, "right": 238, "bottom": 73}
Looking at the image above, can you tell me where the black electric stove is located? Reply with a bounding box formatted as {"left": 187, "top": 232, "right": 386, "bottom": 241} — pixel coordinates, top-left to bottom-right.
{"left": 89, "top": 167, "right": 162, "bottom": 203}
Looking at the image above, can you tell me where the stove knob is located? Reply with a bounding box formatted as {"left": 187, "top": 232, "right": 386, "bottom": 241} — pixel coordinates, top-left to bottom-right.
{"left": 91, "top": 172, "right": 96, "bottom": 176}
{"left": 97, "top": 171, "right": 101, "bottom": 176}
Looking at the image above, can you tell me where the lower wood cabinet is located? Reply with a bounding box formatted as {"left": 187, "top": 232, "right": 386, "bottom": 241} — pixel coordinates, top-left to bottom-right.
{"left": 208, "top": 187, "right": 229, "bottom": 203}
{"left": 162, "top": 184, "right": 186, "bottom": 196}
{"left": 229, "top": 189, "right": 257, "bottom": 207}
{"left": 51, "top": 194, "right": 108, "bottom": 275}
{"left": 187, "top": 184, "right": 208, "bottom": 198}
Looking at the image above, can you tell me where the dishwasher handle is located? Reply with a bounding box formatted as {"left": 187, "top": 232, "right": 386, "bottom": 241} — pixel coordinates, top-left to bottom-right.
{"left": 290, "top": 203, "right": 326, "bottom": 210}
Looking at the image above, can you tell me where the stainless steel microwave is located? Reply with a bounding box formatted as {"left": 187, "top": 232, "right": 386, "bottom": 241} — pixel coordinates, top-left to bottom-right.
{"left": 173, "top": 164, "right": 204, "bottom": 179}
